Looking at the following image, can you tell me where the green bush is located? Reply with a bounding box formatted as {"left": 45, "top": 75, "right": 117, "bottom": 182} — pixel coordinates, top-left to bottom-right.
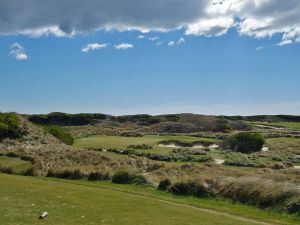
{"left": 29, "top": 112, "right": 107, "bottom": 126}
{"left": 228, "top": 132, "right": 265, "bottom": 153}
{"left": 168, "top": 181, "right": 209, "bottom": 197}
{"left": 46, "top": 168, "right": 83, "bottom": 180}
{"left": 212, "top": 119, "right": 233, "bottom": 133}
{"left": 5, "top": 152, "right": 19, "bottom": 158}
{"left": 0, "top": 113, "right": 21, "bottom": 140}
{"left": 88, "top": 171, "right": 110, "bottom": 181}
{"left": 131, "top": 175, "right": 150, "bottom": 186}
{"left": 45, "top": 126, "right": 74, "bottom": 145}
{"left": 111, "top": 170, "right": 149, "bottom": 185}
{"left": 112, "top": 170, "right": 133, "bottom": 184}
{"left": 127, "top": 144, "right": 152, "bottom": 149}
{"left": 158, "top": 179, "right": 172, "bottom": 191}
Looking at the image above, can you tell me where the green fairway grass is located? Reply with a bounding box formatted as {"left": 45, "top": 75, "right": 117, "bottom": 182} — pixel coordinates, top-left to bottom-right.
{"left": 266, "top": 122, "right": 300, "bottom": 131}
{"left": 74, "top": 135, "right": 218, "bottom": 154}
{"left": 0, "top": 173, "right": 299, "bottom": 225}
{"left": 249, "top": 121, "right": 300, "bottom": 131}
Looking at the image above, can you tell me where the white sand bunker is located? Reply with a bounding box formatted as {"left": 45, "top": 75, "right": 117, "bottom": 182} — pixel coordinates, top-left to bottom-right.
{"left": 192, "top": 144, "right": 219, "bottom": 149}
{"left": 209, "top": 144, "right": 219, "bottom": 149}
{"left": 214, "top": 159, "right": 225, "bottom": 165}
{"left": 262, "top": 146, "right": 269, "bottom": 152}
{"left": 158, "top": 144, "right": 180, "bottom": 148}
{"left": 159, "top": 143, "right": 219, "bottom": 149}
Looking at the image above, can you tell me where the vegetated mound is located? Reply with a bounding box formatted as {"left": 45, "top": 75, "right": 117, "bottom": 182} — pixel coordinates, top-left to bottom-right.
{"left": 27, "top": 112, "right": 253, "bottom": 137}
{"left": 226, "top": 132, "right": 265, "bottom": 154}
{"left": 223, "top": 115, "right": 300, "bottom": 123}
{"left": 0, "top": 115, "right": 162, "bottom": 176}
{"left": 0, "top": 112, "right": 24, "bottom": 140}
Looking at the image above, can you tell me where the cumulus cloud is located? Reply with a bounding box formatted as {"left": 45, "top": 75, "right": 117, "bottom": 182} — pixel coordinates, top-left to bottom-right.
{"left": 168, "top": 41, "right": 175, "bottom": 46}
{"left": 168, "top": 37, "right": 185, "bottom": 46}
{"left": 1, "top": 0, "right": 300, "bottom": 45}
{"left": 177, "top": 37, "right": 185, "bottom": 44}
{"left": 148, "top": 37, "right": 159, "bottom": 41}
{"left": 81, "top": 43, "right": 107, "bottom": 52}
{"left": 9, "top": 43, "right": 28, "bottom": 61}
{"left": 138, "top": 35, "right": 146, "bottom": 39}
{"left": 114, "top": 43, "right": 134, "bottom": 50}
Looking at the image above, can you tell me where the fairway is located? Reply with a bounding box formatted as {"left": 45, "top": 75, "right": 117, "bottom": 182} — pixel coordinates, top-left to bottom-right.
{"left": 74, "top": 135, "right": 217, "bottom": 154}
{"left": 266, "top": 122, "right": 300, "bottom": 131}
{"left": 0, "top": 173, "right": 290, "bottom": 225}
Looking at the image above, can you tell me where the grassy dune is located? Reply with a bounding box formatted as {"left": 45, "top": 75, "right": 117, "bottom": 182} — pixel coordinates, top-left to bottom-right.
{"left": 1, "top": 173, "right": 299, "bottom": 225}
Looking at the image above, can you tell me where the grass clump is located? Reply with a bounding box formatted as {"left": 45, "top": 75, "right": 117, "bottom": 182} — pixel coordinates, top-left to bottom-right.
{"left": 219, "top": 177, "right": 300, "bottom": 213}
{"left": 157, "top": 178, "right": 172, "bottom": 191}
{"left": 45, "top": 125, "right": 74, "bottom": 145}
{"left": 47, "top": 168, "right": 83, "bottom": 180}
{"left": 88, "top": 171, "right": 110, "bottom": 181}
{"left": 112, "top": 170, "right": 133, "bottom": 184}
{"left": 112, "top": 170, "right": 149, "bottom": 185}
{"left": 167, "top": 181, "right": 209, "bottom": 198}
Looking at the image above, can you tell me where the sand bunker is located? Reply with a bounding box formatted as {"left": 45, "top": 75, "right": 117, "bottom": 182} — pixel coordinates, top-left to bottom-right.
{"left": 159, "top": 143, "right": 219, "bottom": 149}
{"left": 158, "top": 144, "right": 179, "bottom": 148}
{"left": 214, "top": 159, "right": 225, "bottom": 165}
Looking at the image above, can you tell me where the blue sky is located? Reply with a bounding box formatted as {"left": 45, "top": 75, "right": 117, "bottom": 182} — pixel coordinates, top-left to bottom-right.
{"left": 1, "top": 0, "right": 300, "bottom": 115}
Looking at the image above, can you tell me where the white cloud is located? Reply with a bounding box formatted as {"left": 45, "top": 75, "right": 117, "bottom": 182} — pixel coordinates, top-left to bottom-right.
{"left": 1, "top": 0, "right": 300, "bottom": 46}
{"left": 114, "top": 43, "right": 134, "bottom": 50}
{"left": 168, "top": 41, "right": 175, "bottom": 46}
{"left": 148, "top": 37, "right": 159, "bottom": 41}
{"left": 81, "top": 43, "right": 107, "bottom": 52}
{"left": 138, "top": 35, "right": 146, "bottom": 39}
{"left": 177, "top": 37, "right": 185, "bottom": 44}
{"left": 256, "top": 46, "right": 264, "bottom": 51}
{"left": 9, "top": 43, "right": 28, "bottom": 61}
{"left": 186, "top": 17, "right": 235, "bottom": 37}
{"left": 168, "top": 37, "right": 185, "bottom": 46}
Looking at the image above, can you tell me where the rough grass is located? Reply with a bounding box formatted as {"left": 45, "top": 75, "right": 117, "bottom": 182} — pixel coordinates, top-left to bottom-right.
{"left": 1, "top": 173, "right": 299, "bottom": 225}
{"left": 0, "top": 156, "right": 34, "bottom": 175}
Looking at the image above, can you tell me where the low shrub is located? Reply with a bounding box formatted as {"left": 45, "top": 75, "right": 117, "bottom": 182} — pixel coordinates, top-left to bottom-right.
{"left": 227, "top": 132, "right": 265, "bottom": 153}
{"left": 88, "top": 171, "right": 110, "bottom": 181}
{"left": 0, "top": 113, "right": 21, "bottom": 140}
{"left": 224, "top": 152, "right": 267, "bottom": 168}
{"left": 45, "top": 126, "right": 74, "bottom": 145}
{"left": 107, "top": 148, "right": 213, "bottom": 163}
{"left": 19, "top": 155, "right": 35, "bottom": 164}
{"left": 172, "top": 148, "right": 207, "bottom": 155}
{"left": 112, "top": 170, "right": 133, "bottom": 184}
{"left": 0, "top": 165, "right": 13, "bottom": 174}
{"left": 168, "top": 181, "right": 209, "bottom": 197}
{"left": 131, "top": 175, "right": 150, "bottom": 186}
{"left": 47, "top": 168, "right": 84, "bottom": 180}
{"left": 127, "top": 144, "right": 152, "bottom": 150}
{"left": 5, "top": 152, "right": 19, "bottom": 158}
{"left": 112, "top": 170, "right": 149, "bottom": 185}
{"left": 158, "top": 179, "right": 172, "bottom": 191}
